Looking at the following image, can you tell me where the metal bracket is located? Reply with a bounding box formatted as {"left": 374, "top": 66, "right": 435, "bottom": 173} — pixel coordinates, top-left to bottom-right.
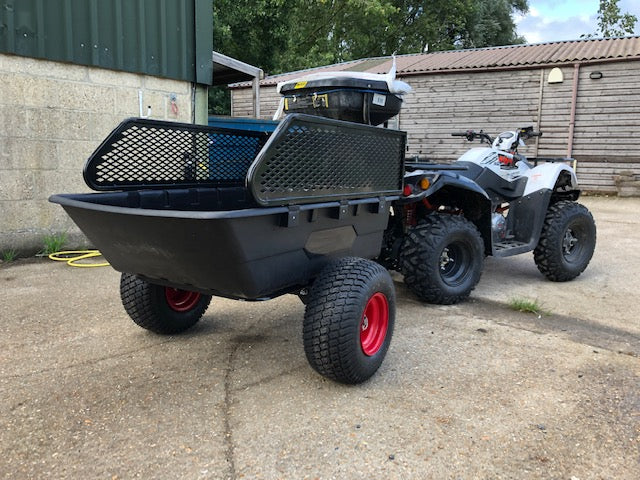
{"left": 286, "top": 206, "right": 300, "bottom": 227}
{"left": 370, "top": 197, "right": 386, "bottom": 214}
{"left": 335, "top": 200, "right": 350, "bottom": 220}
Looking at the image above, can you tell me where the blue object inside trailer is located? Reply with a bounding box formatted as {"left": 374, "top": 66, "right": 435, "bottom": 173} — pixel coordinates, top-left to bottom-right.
{"left": 205, "top": 117, "right": 279, "bottom": 180}
{"left": 208, "top": 116, "right": 279, "bottom": 132}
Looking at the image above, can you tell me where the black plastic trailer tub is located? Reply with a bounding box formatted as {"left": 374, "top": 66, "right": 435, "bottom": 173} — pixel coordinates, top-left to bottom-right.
{"left": 49, "top": 114, "right": 406, "bottom": 300}
{"left": 51, "top": 190, "right": 395, "bottom": 300}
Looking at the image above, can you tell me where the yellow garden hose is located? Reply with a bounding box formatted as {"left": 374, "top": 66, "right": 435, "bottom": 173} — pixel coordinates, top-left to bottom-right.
{"left": 48, "top": 250, "right": 110, "bottom": 268}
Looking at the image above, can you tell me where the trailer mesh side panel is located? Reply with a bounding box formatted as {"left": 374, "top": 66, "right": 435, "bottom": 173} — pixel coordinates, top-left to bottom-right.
{"left": 248, "top": 114, "right": 406, "bottom": 206}
{"left": 83, "top": 115, "right": 405, "bottom": 205}
{"left": 83, "top": 118, "right": 270, "bottom": 190}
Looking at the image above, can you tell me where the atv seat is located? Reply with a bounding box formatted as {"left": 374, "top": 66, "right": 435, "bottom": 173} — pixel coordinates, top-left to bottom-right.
{"left": 455, "top": 161, "right": 527, "bottom": 202}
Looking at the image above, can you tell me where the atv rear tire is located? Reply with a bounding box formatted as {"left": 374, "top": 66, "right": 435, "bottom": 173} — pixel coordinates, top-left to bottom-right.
{"left": 533, "top": 200, "right": 596, "bottom": 281}
{"left": 303, "top": 257, "right": 395, "bottom": 384}
{"left": 400, "top": 214, "right": 484, "bottom": 305}
{"left": 120, "top": 273, "right": 212, "bottom": 334}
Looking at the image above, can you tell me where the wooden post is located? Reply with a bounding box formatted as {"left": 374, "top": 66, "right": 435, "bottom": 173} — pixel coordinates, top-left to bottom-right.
{"left": 252, "top": 77, "right": 261, "bottom": 118}
{"left": 567, "top": 63, "right": 581, "bottom": 158}
{"left": 535, "top": 69, "right": 544, "bottom": 157}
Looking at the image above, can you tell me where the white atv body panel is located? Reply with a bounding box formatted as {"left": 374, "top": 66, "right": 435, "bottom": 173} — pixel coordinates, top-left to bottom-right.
{"left": 491, "top": 130, "right": 524, "bottom": 151}
{"left": 521, "top": 162, "right": 578, "bottom": 196}
{"left": 456, "top": 146, "right": 578, "bottom": 196}
{"left": 457, "top": 147, "right": 495, "bottom": 165}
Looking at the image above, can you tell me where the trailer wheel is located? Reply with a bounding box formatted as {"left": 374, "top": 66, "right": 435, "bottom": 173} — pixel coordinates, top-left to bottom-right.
{"left": 120, "top": 273, "right": 212, "bottom": 334}
{"left": 303, "top": 257, "right": 395, "bottom": 384}
{"left": 400, "top": 214, "right": 484, "bottom": 305}
{"left": 534, "top": 200, "right": 596, "bottom": 281}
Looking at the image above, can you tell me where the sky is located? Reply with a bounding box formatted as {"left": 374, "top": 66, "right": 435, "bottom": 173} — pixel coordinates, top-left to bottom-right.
{"left": 516, "top": 0, "right": 640, "bottom": 43}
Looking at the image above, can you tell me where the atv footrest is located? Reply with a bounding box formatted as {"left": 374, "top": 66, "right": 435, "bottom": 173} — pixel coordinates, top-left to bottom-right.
{"left": 493, "top": 240, "right": 532, "bottom": 257}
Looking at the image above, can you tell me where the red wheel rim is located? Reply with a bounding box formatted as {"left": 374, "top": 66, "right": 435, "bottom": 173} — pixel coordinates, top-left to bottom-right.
{"left": 360, "top": 292, "right": 389, "bottom": 356}
{"left": 164, "top": 287, "right": 201, "bottom": 312}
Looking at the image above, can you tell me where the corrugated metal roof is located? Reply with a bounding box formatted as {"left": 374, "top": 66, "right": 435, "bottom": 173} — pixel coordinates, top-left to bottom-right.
{"left": 0, "top": 0, "right": 213, "bottom": 84}
{"left": 233, "top": 36, "right": 640, "bottom": 88}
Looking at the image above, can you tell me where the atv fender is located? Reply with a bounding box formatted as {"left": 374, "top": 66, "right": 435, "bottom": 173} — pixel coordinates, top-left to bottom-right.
{"left": 402, "top": 170, "right": 493, "bottom": 254}
{"left": 522, "top": 162, "right": 578, "bottom": 197}
{"left": 403, "top": 169, "right": 491, "bottom": 203}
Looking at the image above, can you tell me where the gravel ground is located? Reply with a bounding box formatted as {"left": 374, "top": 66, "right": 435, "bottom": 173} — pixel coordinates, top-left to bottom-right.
{"left": 0, "top": 195, "right": 638, "bottom": 479}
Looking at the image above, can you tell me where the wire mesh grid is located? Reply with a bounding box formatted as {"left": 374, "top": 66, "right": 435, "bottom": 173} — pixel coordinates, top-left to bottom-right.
{"left": 249, "top": 115, "right": 406, "bottom": 205}
{"left": 84, "top": 118, "right": 269, "bottom": 190}
{"left": 84, "top": 116, "right": 406, "bottom": 207}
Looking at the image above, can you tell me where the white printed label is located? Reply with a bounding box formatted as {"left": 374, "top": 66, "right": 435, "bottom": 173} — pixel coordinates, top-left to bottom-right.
{"left": 372, "top": 93, "right": 386, "bottom": 106}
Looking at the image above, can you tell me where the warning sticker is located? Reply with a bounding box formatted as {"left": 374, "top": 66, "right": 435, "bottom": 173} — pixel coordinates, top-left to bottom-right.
{"left": 294, "top": 81, "right": 308, "bottom": 89}
{"left": 372, "top": 93, "right": 387, "bottom": 106}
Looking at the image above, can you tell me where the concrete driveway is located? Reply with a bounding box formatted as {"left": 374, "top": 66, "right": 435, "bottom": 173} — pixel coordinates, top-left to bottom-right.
{"left": 1, "top": 196, "right": 638, "bottom": 479}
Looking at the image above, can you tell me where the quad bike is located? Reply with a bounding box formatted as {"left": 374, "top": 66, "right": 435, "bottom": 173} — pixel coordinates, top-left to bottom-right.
{"left": 380, "top": 126, "right": 597, "bottom": 305}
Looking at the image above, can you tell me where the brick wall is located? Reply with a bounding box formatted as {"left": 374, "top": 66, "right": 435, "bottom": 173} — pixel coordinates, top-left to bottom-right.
{"left": 0, "top": 53, "right": 194, "bottom": 254}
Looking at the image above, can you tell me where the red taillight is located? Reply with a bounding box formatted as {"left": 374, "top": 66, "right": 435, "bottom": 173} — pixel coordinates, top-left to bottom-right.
{"left": 403, "top": 184, "right": 413, "bottom": 196}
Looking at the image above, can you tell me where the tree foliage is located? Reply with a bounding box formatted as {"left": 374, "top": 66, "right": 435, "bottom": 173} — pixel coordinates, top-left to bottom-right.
{"left": 582, "top": 0, "right": 637, "bottom": 38}
{"left": 596, "top": 0, "right": 637, "bottom": 37}
{"left": 210, "top": 0, "right": 529, "bottom": 113}
{"left": 214, "top": 0, "right": 529, "bottom": 74}
{"left": 462, "top": 0, "right": 528, "bottom": 48}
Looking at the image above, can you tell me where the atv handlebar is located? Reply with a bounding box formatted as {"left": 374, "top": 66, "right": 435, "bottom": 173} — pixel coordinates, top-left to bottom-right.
{"left": 451, "top": 130, "right": 494, "bottom": 144}
{"left": 519, "top": 127, "right": 543, "bottom": 140}
{"left": 452, "top": 128, "right": 543, "bottom": 144}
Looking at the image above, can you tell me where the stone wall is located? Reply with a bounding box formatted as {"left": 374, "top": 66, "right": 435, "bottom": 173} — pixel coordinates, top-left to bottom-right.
{"left": 0, "top": 53, "right": 194, "bottom": 254}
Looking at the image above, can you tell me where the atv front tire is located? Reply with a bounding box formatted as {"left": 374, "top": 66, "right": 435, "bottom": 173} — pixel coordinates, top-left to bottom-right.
{"left": 400, "top": 214, "right": 484, "bottom": 305}
{"left": 533, "top": 200, "right": 596, "bottom": 281}
{"left": 120, "top": 273, "right": 212, "bottom": 334}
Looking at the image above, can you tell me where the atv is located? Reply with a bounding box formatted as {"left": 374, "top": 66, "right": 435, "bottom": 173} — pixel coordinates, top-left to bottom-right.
{"left": 380, "top": 126, "right": 597, "bottom": 305}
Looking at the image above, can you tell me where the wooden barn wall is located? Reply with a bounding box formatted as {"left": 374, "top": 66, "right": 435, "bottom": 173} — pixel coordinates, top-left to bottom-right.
{"left": 399, "top": 69, "right": 543, "bottom": 161}
{"left": 571, "top": 62, "right": 640, "bottom": 192}
{"left": 230, "top": 87, "right": 280, "bottom": 118}
{"left": 230, "top": 60, "right": 640, "bottom": 193}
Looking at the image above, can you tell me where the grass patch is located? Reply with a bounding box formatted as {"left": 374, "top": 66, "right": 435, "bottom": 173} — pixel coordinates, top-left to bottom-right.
{"left": 41, "top": 233, "right": 67, "bottom": 255}
{"left": 508, "top": 297, "right": 549, "bottom": 316}
{"left": 2, "top": 249, "right": 18, "bottom": 262}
